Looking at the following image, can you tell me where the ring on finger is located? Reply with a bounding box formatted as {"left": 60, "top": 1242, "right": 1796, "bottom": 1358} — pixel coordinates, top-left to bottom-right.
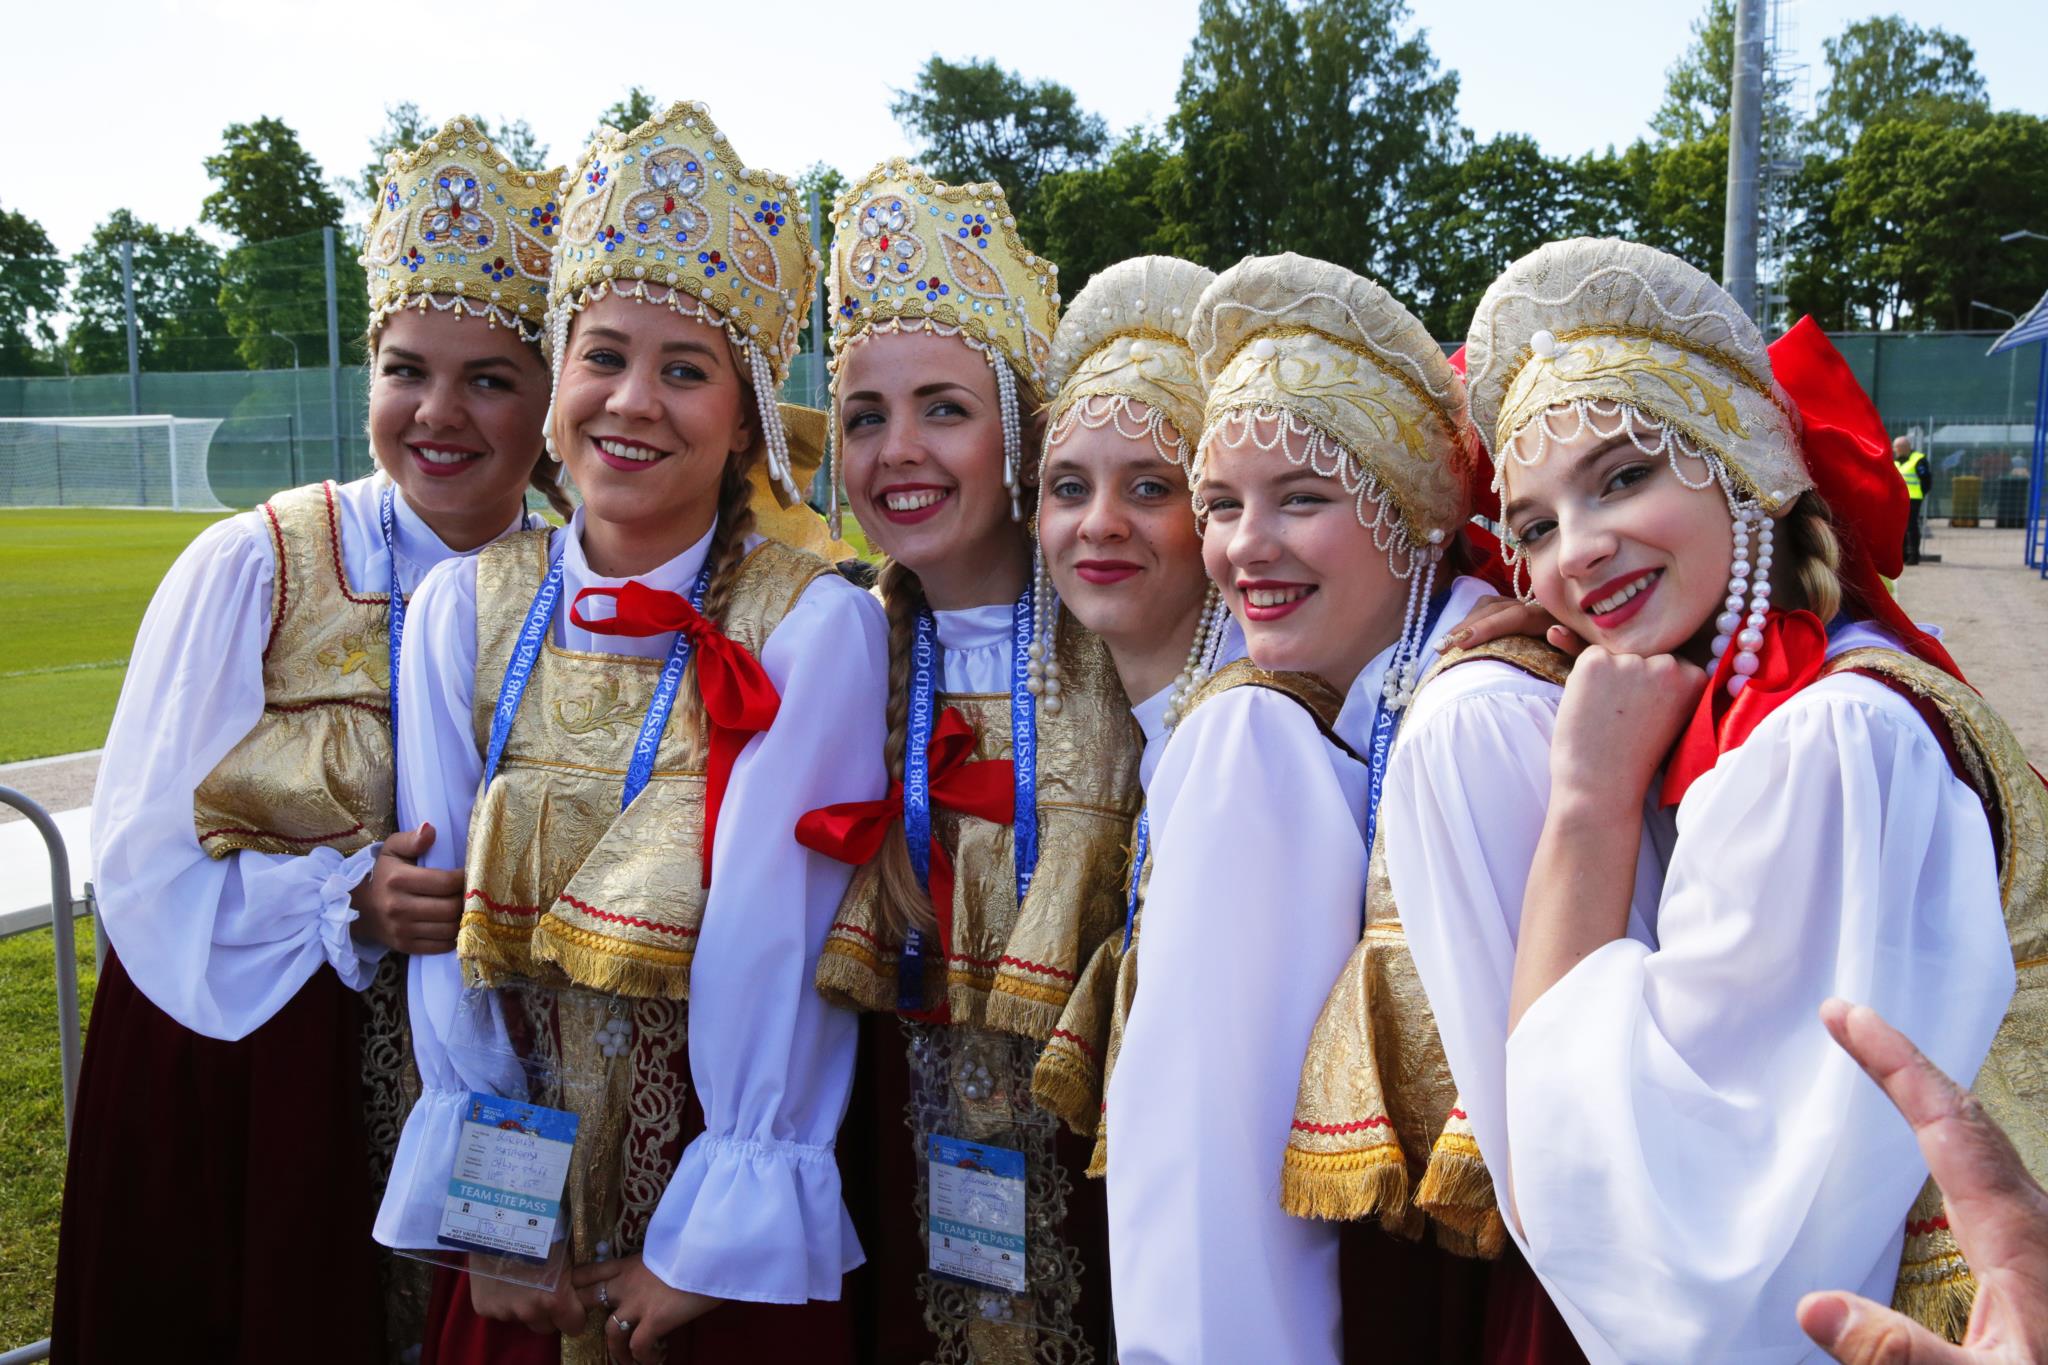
{"left": 612, "top": 1314, "right": 634, "bottom": 1333}
{"left": 597, "top": 1281, "right": 611, "bottom": 1310}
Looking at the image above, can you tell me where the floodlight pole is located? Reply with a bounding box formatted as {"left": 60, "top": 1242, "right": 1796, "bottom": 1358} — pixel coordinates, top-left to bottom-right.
{"left": 119, "top": 241, "right": 141, "bottom": 415}
{"left": 1721, "top": 0, "right": 1765, "bottom": 322}
{"left": 324, "top": 226, "right": 344, "bottom": 481}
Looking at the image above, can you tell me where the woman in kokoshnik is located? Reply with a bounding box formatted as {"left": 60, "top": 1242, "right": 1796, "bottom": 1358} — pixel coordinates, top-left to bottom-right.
{"left": 793, "top": 162, "right": 1141, "bottom": 1361}
{"left": 1410, "top": 236, "right": 2045, "bottom": 1362}
{"left": 1103, "top": 253, "right": 1502, "bottom": 1364}
{"left": 1020, "top": 253, "right": 1243, "bottom": 1162}
{"left": 50, "top": 118, "right": 565, "bottom": 1365}
{"left": 371, "top": 100, "right": 886, "bottom": 1365}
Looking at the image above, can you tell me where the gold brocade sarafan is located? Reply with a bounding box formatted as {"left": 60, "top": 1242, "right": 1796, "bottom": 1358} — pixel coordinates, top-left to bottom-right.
{"left": 1280, "top": 638, "right": 1571, "bottom": 1257}
{"left": 815, "top": 610, "right": 1140, "bottom": 1038}
{"left": 192, "top": 480, "right": 396, "bottom": 859}
{"left": 456, "top": 528, "right": 826, "bottom": 1365}
{"left": 1063, "top": 659, "right": 1353, "bottom": 1175}
{"left": 1825, "top": 648, "right": 2048, "bottom": 1343}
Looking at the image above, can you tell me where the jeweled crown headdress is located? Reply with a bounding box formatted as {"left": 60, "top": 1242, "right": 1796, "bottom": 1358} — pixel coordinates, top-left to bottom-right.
{"left": 1189, "top": 253, "right": 1478, "bottom": 705}
{"left": 362, "top": 117, "right": 561, "bottom": 340}
{"left": 547, "top": 100, "right": 820, "bottom": 504}
{"left": 825, "top": 160, "right": 1062, "bottom": 530}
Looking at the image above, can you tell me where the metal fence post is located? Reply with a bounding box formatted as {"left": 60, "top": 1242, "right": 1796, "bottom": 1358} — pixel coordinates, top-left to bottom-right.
{"left": 119, "top": 242, "right": 140, "bottom": 418}
{"left": 0, "top": 788, "right": 82, "bottom": 1140}
{"left": 324, "top": 226, "right": 344, "bottom": 482}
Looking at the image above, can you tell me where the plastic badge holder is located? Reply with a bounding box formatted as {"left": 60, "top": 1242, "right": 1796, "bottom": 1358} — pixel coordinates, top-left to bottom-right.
{"left": 395, "top": 981, "right": 608, "bottom": 1293}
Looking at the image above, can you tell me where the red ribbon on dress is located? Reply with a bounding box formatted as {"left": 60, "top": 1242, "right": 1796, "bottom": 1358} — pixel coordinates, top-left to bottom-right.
{"left": 569, "top": 580, "right": 781, "bottom": 888}
{"left": 1445, "top": 343, "right": 1517, "bottom": 596}
{"left": 1659, "top": 608, "right": 1831, "bottom": 806}
{"left": 796, "top": 706, "right": 1014, "bottom": 1021}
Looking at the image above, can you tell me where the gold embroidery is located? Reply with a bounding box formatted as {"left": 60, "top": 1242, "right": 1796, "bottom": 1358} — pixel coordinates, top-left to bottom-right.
{"left": 553, "top": 677, "right": 638, "bottom": 740}
{"left": 315, "top": 629, "right": 391, "bottom": 687}
{"left": 1556, "top": 337, "right": 1749, "bottom": 439}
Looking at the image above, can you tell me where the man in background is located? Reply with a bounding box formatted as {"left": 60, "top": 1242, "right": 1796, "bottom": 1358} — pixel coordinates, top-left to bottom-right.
{"left": 1895, "top": 434, "right": 1928, "bottom": 566}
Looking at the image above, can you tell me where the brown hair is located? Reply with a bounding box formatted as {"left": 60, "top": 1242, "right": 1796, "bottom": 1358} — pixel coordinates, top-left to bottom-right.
{"left": 680, "top": 382, "right": 763, "bottom": 720}
{"left": 1770, "top": 489, "right": 1847, "bottom": 623}
{"left": 872, "top": 557, "right": 939, "bottom": 939}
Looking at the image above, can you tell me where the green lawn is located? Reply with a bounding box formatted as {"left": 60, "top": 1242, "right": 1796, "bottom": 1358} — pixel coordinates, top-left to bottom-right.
{"left": 0, "top": 509, "right": 230, "bottom": 763}
{"left": 0, "top": 926, "right": 94, "bottom": 1351}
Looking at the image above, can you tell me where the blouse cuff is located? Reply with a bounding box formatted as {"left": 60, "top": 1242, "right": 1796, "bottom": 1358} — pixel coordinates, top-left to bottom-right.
{"left": 641, "top": 1132, "right": 862, "bottom": 1304}
{"left": 373, "top": 1083, "right": 468, "bottom": 1251}
{"left": 315, "top": 842, "right": 386, "bottom": 990}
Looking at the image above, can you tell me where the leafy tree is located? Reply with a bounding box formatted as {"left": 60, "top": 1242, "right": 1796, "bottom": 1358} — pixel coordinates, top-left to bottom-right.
{"left": 1162, "top": 0, "right": 1460, "bottom": 279}
{"left": 1810, "top": 16, "right": 1987, "bottom": 152}
{"left": 1651, "top": 0, "right": 1734, "bottom": 142}
{"left": 891, "top": 56, "right": 1108, "bottom": 234}
{"left": 202, "top": 117, "right": 362, "bottom": 369}
{"left": 795, "top": 162, "right": 850, "bottom": 254}
{"left": 599, "top": 87, "right": 661, "bottom": 134}
{"left": 66, "top": 210, "right": 238, "bottom": 374}
{"left": 0, "top": 204, "right": 66, "bottom": 375}
{"left": 1034, "top": 131, "right": 1183, "bottom": 293}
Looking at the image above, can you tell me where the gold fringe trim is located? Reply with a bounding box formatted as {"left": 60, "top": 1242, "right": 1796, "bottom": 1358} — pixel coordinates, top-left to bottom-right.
{"left": 1280, "top": 1143, "right": 1410, "bottom": 1222}
{"left": 984, "top": 983, "right": 1065, "bottom": 1042}
{"left": 456, "top": 912, "right": 540, "bottom": 984}
{"left": 1086, "top": 1124, "right": 1108, "bottom": 1179}
{"left": 1415, "top": 1138, "right": 1497, "bottom": 1220}
{"left": 814, "top": 943, "right": 893, "bottom": 1014}
{"left": 1030, "top": 1043, "right": 1100, "bottom": 1137}
{"left": 1892, "top": 1241, "right": 1976, "bottom": 1344}
{"left": 528, "top": 917, "right": 693, "bottom": 1002}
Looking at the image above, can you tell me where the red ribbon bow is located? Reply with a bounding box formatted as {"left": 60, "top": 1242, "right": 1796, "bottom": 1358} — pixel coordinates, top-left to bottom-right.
{"left": 796, "top": 706, "right": 1014, "bottom": 1020}
{"left": 1660, "top": 608, "right": 1830, "bottom": 806}
{"left": 569, "top": 580, "right": 781, "bottom": 888}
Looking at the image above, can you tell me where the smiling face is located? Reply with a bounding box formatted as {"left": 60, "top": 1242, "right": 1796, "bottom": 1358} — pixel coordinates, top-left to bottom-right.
{"left": 1198, "top": 417, "right": 1407, "bottom": 691}
{"left": 1500, "top": 410, "right": 1735, "bottom": 660}
{"left": 368, "top": 306, "right": 549, "bottom": 547}
{"left": 1039, "top": 405, "right": 1209, "bottom": 692}
{"left": 838, "top": 328, "right": 1032, "bottom": 608}
{"left": 551, "top": 292, "right": 752, "bottom": 569}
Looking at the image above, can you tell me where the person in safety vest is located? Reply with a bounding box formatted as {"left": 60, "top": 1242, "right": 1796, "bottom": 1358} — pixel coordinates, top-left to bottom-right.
{"left": 1894, "top": 435, "right": 1927, "bottom": 565}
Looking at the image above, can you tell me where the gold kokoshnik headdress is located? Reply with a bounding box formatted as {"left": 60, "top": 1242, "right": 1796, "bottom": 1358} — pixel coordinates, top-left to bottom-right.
{"left": 545, "top": 99, "right": 820, "bottom": 507}
{"left": 1038, "top": 254, "right": 1224, "bottom": 726}
{"left": 1188, "top": 252, "right": 1478, "bottom": 706}
{"left": 362, "top": 117, "right": 562, "bottom": 341}
{"left": 1462, "top": 237, "right": 1813, "bottom": 688}
{"left": 826, "top": 160, "right": 1062, "bottom": 530}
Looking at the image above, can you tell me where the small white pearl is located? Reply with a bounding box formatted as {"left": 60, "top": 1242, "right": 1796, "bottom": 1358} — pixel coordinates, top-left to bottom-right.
{"left": 1530, "top": 329, "right": 1559, "bottom": 359}
{"left": 1732, "top": 652, "right": 1760, "bottom": 677}
{"left": 1251, "top": 337, "right": 1278, "bottom": 360}
{"left": 1737, "top": 628, "right": 1763, "bottom": 649}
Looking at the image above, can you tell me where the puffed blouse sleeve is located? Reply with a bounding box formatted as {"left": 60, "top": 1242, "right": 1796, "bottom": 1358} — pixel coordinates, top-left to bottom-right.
{"left": 372, "top": 553, "right": 500, "bottom": 1251}
{"left": 638, "top": 571, "right": 889, "bottom": 1303}
{"left": 1105, "top": 687, "right": 1361, "bottom": 1365}
{"left": 90, "top": 512, "right": 382, "bottom": 1042}
{"left": 1503, "top": 676, "right": 2015, "bottom": 1364}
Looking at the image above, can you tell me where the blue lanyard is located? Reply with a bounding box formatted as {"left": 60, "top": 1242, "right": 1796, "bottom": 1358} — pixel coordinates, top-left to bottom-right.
{"left": 379, "top": 485, "right": 406, "bottom": 733}
{"left": 482, "top": 538, "right": 713, "bottom": 811}
{"left": 1360, "top": 589, "right": 1451, "bottom": 864}
{"left": 1121, "top": 808, "right": 1149, "bottom": 952}
{"left": 897, "top": 586, "right": 1041, "bottom": 1010}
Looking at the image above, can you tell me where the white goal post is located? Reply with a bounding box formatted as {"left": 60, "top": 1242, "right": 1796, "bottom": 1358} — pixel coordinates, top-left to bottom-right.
{"left": 0, "top": 415, "right": 230, "bottom": 511}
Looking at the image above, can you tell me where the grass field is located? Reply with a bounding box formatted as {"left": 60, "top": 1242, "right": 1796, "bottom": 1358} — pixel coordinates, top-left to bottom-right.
{"left": 0, "top": 928, "right": 94, "bottom": 1351}
{"left": 1, "top": 508, "right": 230, "bottom": 763}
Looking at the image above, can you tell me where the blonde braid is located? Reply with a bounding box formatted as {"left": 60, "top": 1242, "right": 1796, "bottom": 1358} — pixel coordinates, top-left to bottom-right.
{"left": 1775, "top": 490, "right": 1845, "bottom": 622}
{"left": 679, "top": 437, "right": 760, "bottom": 721}
{"left": 874, "top": 557, "right": 938, "bottom": 941}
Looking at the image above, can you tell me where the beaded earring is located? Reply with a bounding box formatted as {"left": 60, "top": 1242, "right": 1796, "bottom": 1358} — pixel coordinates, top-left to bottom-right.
{"left": 1025, "top": 530, "right": 1063, "bottom": 716}
{"left": 744, "top": 338, "right": 803, "bottom": 504}
{"left": 1710, "top": 501, "right": 1774, "bottom": 696}
{"left": 1160, "top": 581, "right": 1226, "bottom": 729}
{"left": 995, "top": 357, "right": 1024, "bottom": 523}
{"left": 1382, "top": 529, "right": 1446, "bottom": 709}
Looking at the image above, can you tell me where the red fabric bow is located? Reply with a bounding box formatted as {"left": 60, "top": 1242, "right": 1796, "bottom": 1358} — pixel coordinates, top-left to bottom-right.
{"left": 795, "top": 706, "right": 1014, "bottom": 1021}
{"left": 1660, "top": 609, "right": 1831, "bottom": 805}
{"left": 1767, "top": 318, "right": 1964, "bottom": 681}
{"left": 569, "top": 580, "right": 781, "bottom": 888}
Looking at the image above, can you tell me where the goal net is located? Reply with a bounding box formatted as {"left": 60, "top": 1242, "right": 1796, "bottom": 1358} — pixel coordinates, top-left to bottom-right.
{"left": 0, "top": 415, "right": 230, "bottom": 511}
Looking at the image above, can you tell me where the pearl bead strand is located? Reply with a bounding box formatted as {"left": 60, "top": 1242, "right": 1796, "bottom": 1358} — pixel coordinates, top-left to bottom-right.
{"left": 1026, "top": 537, "right": 1063, "bottom": 716}
{"left": 1161, "top": 582, "right": 1224, "bottom": 729}
{"left": 1709, "top": 503, "right": 1774, "bottom": 697}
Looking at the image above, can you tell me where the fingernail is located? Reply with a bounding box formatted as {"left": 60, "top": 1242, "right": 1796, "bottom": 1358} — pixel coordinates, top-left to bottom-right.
{"left": 1802, "top": 1295, "right": 1851, "bottom": 1347}
{"left": 1440, "top": 628, "right": 1468, "bottom": 651}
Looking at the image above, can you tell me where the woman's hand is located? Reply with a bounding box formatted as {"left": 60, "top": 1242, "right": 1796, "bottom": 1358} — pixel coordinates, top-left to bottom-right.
{"left": 573, "top": 1253, "right": 724, "bottom": 1363}
{"left": 1438, "top": 594, "right": 1589, "bottom": 657}
{"left": 1550, "top": 647, "right": 1706, "bottom": 809}
{"left": 468, "top": 1244, "right": 587, "bottom": 1336}
{"left": 349, "top": 822, "right": 464, "bottom": 954}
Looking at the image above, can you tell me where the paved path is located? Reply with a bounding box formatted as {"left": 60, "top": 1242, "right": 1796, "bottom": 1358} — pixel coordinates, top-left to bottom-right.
{"left": 1893, "top": 525, "right": 2048, "bottom": 765}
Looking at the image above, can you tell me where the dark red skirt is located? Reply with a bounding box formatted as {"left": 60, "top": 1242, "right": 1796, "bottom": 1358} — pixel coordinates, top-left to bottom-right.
{"left": 1335, "top": 1219, "right": 1584, "bottom": 1365}
{"left": 51, "top": 949, "right": 384, "bottom": 1365}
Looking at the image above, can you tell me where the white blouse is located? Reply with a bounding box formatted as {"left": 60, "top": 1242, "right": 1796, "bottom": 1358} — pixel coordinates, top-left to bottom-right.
{"left": 372, "top": 511, "right": 889, "bottom": 1305}
{"left": 1105, "top": 577, "right": 1485, "bottom": 1365}
{"left": 1396, "top": 619, "right": 2014, "bottom": 1364}
{"left": 1131, "top": 617, "right": 1247, "bottom": 789}
{"left": 89, "top": 473, "right": 530, "bottom": 1042}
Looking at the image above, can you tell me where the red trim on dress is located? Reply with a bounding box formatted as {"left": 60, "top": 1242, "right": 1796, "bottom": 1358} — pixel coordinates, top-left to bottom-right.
{"left": 1049, "top": 1027, "right": 1098, "bottom": 1061}
{"left": 261, "top": 499, "right": 290, "bottom": 661}
{"left": 464, "top": 889, "right": 542, "bottom": 916}
{"left": 556, "top": 892, "right": 701, "bottom": 939}
{"left": 1291, "top": 1116, "right": 1394, "bottom": 1135}
{"left": 999, "top": 954, "right": 1079, "bottom": 982}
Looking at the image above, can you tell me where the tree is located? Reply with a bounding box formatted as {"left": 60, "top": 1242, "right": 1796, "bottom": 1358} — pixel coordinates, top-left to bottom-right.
{"left": 795, "top": 162, "right": 850, "bottom": 254}
{"left": 66, "top": 210, "right": 238, "bottom": 374}
{"left": 599, "top": 87, "right": 661, "bottom": 134}
{"left": 1827, "top": 110, "right": 2048, "bottom": 329}
{"left": 890, "top": 56, "right": 1108, "bottom": 235}
{"left": 1810, "top": 16, "right": 1987, "bottom": 152}
{"left": 1651, "top": 0, "right": 1734, "bottom": 142}
{"left": 1162, "top": 0, "right": 1461, "bottom": 279}
{"left": 1034, "top": 131, "right": 1184, "bottom": 293}
{"left": 201, "top": 117, "right": 363, "bottom": 369}
{"left": 0, "top": 204, "right": 66, "bottom": 375}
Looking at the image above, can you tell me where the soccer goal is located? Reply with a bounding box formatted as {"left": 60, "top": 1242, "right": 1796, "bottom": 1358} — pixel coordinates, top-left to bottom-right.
{"left": 0, "top": 415, "right": 231, "bottom": 511}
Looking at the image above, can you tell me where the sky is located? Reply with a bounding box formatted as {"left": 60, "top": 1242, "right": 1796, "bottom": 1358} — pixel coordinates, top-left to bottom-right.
{"left": 6, "top": 0, "right": 2045, "bottom": 259}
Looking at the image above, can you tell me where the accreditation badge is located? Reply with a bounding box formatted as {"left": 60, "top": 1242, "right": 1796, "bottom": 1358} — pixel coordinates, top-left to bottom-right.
{"left": 927, "top": 1134, "right": 1028, "bottom": 1294}
{"left": 437, "top": 1093, "right": 579, "bottom": 1263}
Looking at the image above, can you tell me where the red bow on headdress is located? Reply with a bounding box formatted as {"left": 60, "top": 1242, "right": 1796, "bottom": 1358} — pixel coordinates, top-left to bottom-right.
{"left": 795, "top": 706, "right": 1014, "bottom": 1022}
{"left": 1660, "top": 318, "right": 1972, "bottom": 803}
{"left": 1446, "top": 344, "right": 1516, "bottom": 596}
{"left": 569, "top": 580, "right": 782, "bottom": 888}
